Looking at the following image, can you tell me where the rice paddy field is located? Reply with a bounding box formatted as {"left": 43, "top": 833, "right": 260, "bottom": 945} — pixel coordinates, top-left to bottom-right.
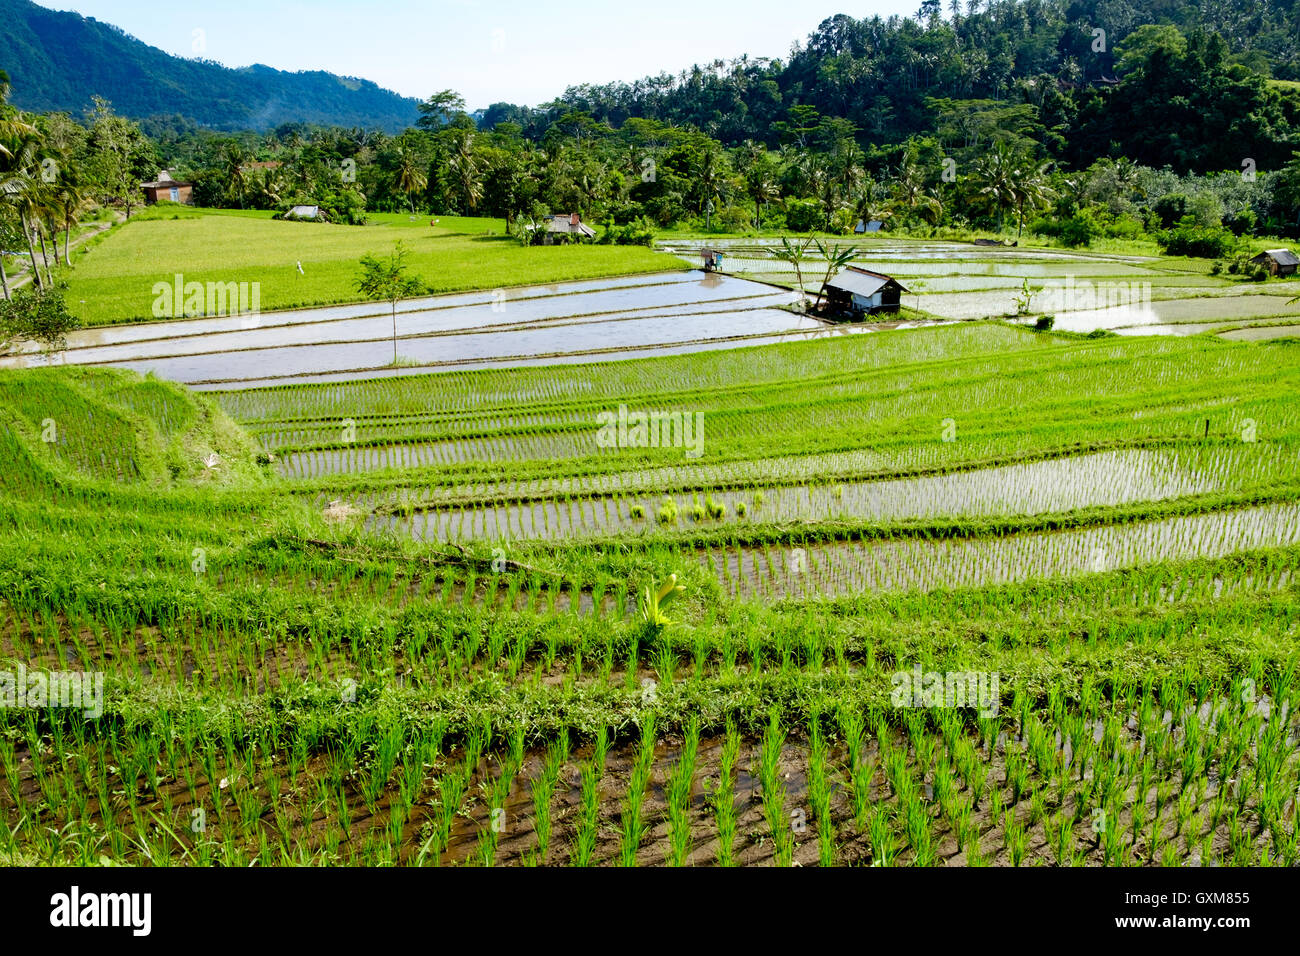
{"left": 4, "top": 299, "right": 1300, "bottom": 868}
{"left": 59, "top": 207, "right": 683, "bottom": 326}
{"left": 667, "top": 237, "right": 1300, "bottom": 339}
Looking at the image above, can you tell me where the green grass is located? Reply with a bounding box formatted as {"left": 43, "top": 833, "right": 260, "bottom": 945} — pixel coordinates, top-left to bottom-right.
{"left": 61, "top": 207, "right": 684, "bottom": 326}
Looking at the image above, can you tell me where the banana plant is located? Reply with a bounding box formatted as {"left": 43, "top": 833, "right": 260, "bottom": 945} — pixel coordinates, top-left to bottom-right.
{"left": 640, "top": 573, "right": 686, "bottom": 627}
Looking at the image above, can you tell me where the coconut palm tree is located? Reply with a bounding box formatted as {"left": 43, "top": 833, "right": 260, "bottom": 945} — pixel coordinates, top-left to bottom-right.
{"left": 850, "top": 175, "right": 893, "bottom": 231}
{"left": 1008, "top": 159, "right": 1055, "bottom": 243}
{"left": 892, "top": 151, "right": 943, "bottom": 225}
{"left": 220, "top": 142, "right": 250, "bottom": 209}
{"left": 692, "top": 146, "right": 726, "bottom": 229}
{"left": 392, "top": 145, "right": 427, "bottom": 213}
{"left": 49, "top": 161, "right": 89, "bottom": 267}
{"left": 811, "top": 238, "right": 859, "bottom": 311}
{"left": 769, "top": 235, "right": 815, "bottom": 306}
{"left": 249, "top": 165, "right": 284, "bottom": 209}
{"left": 0, "top": 201, "right": 22, "bottom": 300}
{"left": 0, "top": 75, "right": 37, "bottom": 159}
{"left": 745, "top": 164, "right": 780, "bottom": 229}
{"left": 448, "top": 132, "right": 483, "bottom": 214}
{"left": 973, "top": 143, "right": 1016, "bottom": 234}
{"left": 3, "top": 133, "right": 50, "bottom": 290}
{"left": 0, "top": 78, "right": 42, "bottom": 297}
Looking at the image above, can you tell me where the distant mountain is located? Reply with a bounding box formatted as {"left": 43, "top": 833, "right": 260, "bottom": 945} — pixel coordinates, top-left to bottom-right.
{"left": 0, "top": 0, "right": 421, "bottom": 131}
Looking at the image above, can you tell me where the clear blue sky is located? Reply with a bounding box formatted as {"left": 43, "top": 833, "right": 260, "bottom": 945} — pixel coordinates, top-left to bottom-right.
{"left": 36, "top": 0, "right": 921, "bottom": 109}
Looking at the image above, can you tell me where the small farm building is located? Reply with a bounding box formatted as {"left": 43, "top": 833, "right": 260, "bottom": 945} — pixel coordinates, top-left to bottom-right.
{"left": 530, "top": 213, "right": 596, "bottom": 244}
{"left": 1250, "top": 249, "right": 1299, "bottom": 277}
{"left": 823, "top": 266, "right": 909, "bottom": 315}
{"left": 140, "top": 170, "right": 194, "bottom": 205}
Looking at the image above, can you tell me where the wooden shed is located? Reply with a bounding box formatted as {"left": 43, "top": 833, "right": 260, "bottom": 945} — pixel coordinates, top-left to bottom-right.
{"left": 1250, "top": 249, "right": 1299, "bottom": 277}
{"left": 531, "top": 213, "right": 596, "bottom": 244}
{"left": 823, "top": 266, "right": 909, "bottom": 316}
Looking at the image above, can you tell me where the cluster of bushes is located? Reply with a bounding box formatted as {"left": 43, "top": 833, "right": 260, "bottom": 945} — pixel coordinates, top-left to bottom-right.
{"left": 1029, "top": 209, "right": 1146, "bottom": 247}
{"left": 598, "top": 217, "right": 656, "bottom": 246}
{"left": 1157, "top": 217, "right": 1240, "bottom": 258}
{"left": 1210, "top": 257, "right": 1273, "bottom": 280}
{"left": 270, "top": 187, "right": 367, "bottom": 225}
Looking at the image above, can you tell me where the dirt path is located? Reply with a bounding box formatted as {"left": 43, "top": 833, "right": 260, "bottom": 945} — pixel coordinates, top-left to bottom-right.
{"left": 2, "top": 213, "right": 122, "bottom": 294}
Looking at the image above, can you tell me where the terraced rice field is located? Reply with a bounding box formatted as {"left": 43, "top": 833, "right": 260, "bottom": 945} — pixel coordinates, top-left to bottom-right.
{"left": 671, "top": 238, "right": 1300, "bottom": 336}
{"left": 4, "top": 270, "right": 1300, "bottom": 868}
{"left": 1, "top": 272, "right": 829, "bottom": 389}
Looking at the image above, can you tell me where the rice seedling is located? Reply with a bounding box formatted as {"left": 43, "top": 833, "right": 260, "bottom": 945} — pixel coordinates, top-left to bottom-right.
{"left": 712, "top": 721, "right": 741, "bottom": 867}
{"left": 618, "top": 715, "right": 657, "bottom": 867}
{"left": 6, "top": 320, "right": 1300, "bottom": 867}
{"left": 666, "top": 719, "right": 699, "bottom": 866}
{"left": 759, "top": 711, "right": 793, "bottom": 867}
{"left": 806, "top": 718, "right": 835, "bottom": 867}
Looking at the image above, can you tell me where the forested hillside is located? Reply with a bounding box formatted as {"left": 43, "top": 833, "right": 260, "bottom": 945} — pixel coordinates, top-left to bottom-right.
{"left": 0, "top": 0, "right": 419, "bottom": 131}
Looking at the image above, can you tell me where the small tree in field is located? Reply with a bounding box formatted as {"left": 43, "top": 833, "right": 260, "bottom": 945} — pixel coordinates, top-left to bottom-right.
{"left": 770, "top": 235, "right": 815, "bottom": 308}
{"left": 0, "top": 282, "right": 81, "bottom": 356}
{"left": 811, "top": 238, "right": 857, "bottom": 312}
{"left": 355, "top": 241, "right": 424, "bottom": 365}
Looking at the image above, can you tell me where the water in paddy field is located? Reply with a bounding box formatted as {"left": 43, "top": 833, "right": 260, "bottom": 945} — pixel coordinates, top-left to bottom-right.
{"left": 711, "top": 501, "right": 1300, "bottom": 601}
{"left": 366, "top": 445, "right": 1293, "bottom": 543}
{"left": 2, "top": 273, "right": 836, "bottom": 388}
{"left": 1219, "top": 324, "right": 1300, "bottom": 342}
{"left": 1044, "top": 295, "right": 1300, "bottom": 333}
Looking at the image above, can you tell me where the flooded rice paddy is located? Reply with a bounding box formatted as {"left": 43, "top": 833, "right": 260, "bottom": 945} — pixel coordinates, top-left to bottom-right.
{"left": 2, "top": 273, "right": 835, "bottom": 388}
{"left": 710, "top": 501, "right": 1300, "bottom": 600}
{"left": 6, "top": 240, "right": 1295, "bottom": 393}
{"left": 375, "top": 447, "right": 1285, "bottom": 543}
{"left": 675, "top": 238, "right": 1300, "bottom": 333}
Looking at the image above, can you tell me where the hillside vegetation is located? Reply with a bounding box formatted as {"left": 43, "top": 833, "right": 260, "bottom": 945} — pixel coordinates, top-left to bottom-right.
{"left": 0, "top": 0, "right": 419, "bottom": 131}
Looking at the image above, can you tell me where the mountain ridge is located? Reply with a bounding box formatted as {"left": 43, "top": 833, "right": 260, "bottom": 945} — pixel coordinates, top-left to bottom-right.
{"left": 0, "top": 0, "right": 421, "bottom": 131}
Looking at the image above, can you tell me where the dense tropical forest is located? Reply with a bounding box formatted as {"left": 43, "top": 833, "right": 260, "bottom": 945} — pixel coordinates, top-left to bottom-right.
{"left": 4, "top": 0, "right": 1300, "bottom": 277}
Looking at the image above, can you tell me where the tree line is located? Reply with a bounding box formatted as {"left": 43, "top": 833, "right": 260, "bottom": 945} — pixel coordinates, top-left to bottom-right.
{"left": 4, "top": 7, "right": 1300, "bottom": 269}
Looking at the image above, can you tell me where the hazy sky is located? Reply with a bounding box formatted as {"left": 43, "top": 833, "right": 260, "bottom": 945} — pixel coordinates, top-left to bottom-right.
{"left": 36, "top": 1, "right": 922, "bottom": 109}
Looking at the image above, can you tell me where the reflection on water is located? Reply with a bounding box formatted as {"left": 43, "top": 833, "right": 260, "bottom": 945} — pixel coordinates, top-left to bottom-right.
{"left": 1051, "top": 304, "right": 1161, "bottom": 332}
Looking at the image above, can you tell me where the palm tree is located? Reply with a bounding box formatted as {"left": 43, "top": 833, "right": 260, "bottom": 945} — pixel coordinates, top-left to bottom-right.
{"left": 4, "top": 133, "right": 50, "bottom": 290}
{"left": 392, "top": 145, "right": 427, "bottom": 213}
{"left": 249, "top": 165, "right": 284, "bottom": 209}
{"left": 745, "top": 165, "right": 780, "bottom": 230}
{"left": 220, "top": 142, "right": 250, "bottom": 209}
{"left": 0, "top": 79, "right": 43, "bottom": 296}
{"left": 811, "top": 238, "right": 859, "bottom": 311}
{"left": 892, "top": 151, "right": 942, "bottom": 225}
{"left": 51, "top": 164, "right": 89, "bottom": 267}
{"left": 0, "top": 157, "right": 28, "bottom": 300}
{"left": 832, "top": 142, "right": 865, "bottom": 199}
{"left": 1008, "top": 159, "right": 1055, "bottom": 243}
{"left": 850, "top": 176, "right": 893, "bottom": 231}
{"left": 0, "top": 201, "right": 21, "bottom": 300}
{"left": 448, "top": 132, "right": 483, "bottom": 214}
{"left": 0, "top": 82, "right": 37, "bottom": 158}
{"left": 769, "top": 235, "right": 815, "bottom": 307}
{"left": 692, "top": 146, "right": 726, "bottom": 229}
{"left": 973, "top": 143, "right": 1016, "bottom": 234}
